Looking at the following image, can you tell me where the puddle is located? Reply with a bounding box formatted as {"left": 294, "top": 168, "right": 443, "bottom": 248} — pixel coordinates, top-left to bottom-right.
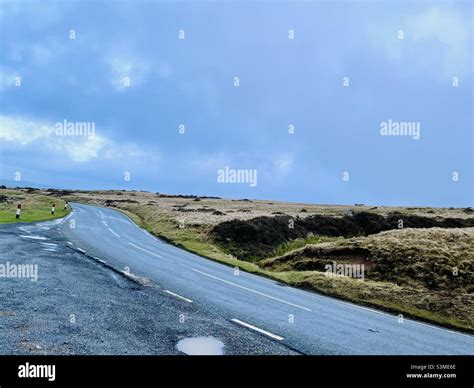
{"left": 20, "top": 235, "right": 47, "bottom": 240}
{"left": 176, "top": 337, "right": 224, "bottom": 355}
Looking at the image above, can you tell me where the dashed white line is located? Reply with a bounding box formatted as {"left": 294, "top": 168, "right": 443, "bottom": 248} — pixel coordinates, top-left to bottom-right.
{"left": 20, "top": 235, "right": 47, "bottom": 240}
{"left": 128, "top": 242, "right": 162, "bottom": 258}
{"left": 190, "top": 268, "right": 311, "bottom": 312}
{"left": 102, "top": 220, "right": 108, "bottom": 227}
{"left": 76, "top": 247, "right": 86, "bottom": 253}
{"left": 93, "top": 256, "right": 107, "bottom": 265}
{"left": 164, "top": 290, "right": 193, "bottom": 303}
{"left": 67, "top": 241, "right": 73, "bottom": 246}
{"left": 108, "top": 228, "right": 120, "bottom": 238}
{"left": 231, "top": 319, "right": 284, "bottom": 341}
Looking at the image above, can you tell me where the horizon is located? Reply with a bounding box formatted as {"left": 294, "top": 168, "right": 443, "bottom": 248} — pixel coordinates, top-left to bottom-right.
{"left": 0, "top": 0, "right": 472, "bottom": 208}
{"left": 2, "top": 182, "right": 472, "bottom": 210}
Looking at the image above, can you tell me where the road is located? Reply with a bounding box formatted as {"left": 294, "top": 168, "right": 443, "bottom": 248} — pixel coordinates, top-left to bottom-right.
{"left": 0, "top": 213, "right": 294, "bottom": 355}
{"left": 54, "top": 203, "right": 473, "bottom": 355}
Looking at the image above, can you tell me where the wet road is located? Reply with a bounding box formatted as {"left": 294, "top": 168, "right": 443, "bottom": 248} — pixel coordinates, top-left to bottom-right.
{"left": 0, "top": 215, "right": 296, "bottom": 355}
{"left": 56, "top": 203, "right": 474, "bottom": 355}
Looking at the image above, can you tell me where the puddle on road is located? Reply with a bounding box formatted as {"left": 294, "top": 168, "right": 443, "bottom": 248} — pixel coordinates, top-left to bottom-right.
{"left": 176, "top": 337, "right": 224, "bottom": 355}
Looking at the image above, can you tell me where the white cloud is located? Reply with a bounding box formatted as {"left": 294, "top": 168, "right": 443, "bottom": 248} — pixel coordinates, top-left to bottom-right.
{"left": 0, "top": 115, "right": 130, "bottom": 163}
{"left": 107, "top": 56, "right": 151, "bottom": 91}
{"left": 369, "top": 6, "right": 472, "bottom": 79}
{"left": 274, "top": 155, "right": 293, "bottom": 175}
{"left": 52, "top": 137, "right": 108, "bottom": 163}
{"left": 0, "top": 68, "right": 21, "bottom": 90}
{"left": 0, "top": 116, "right": 52, "bottom": 144}
{"left": 408, "top": 7, "right": 471, "bottom": 77}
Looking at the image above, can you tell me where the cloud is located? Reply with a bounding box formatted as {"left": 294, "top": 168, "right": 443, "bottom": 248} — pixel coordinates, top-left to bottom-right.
{"left": 0, "top": 116, "right": 52, "bottom": 144}
{"left": 107, "top": 56, "right": 151, "bottom": 91}
{"left": 369, "top": 5, "right": 472, "bottom": 79}
{"left": 274, "top": 155, "right": 293, "bottom": 175}
{"left": 1, "top": 115, "right": 122, "bottom": 162}
{"left": 0, "top": 68, "right": 21, "bottom": 90}
{"left": 407, "top": 7, "right": 471, "bottom": 77}
{"left": 52, "top": 137, "right": 107, "bottom": 163}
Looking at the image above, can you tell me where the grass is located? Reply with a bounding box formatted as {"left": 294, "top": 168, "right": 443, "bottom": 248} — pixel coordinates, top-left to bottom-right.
{"left": 261, "top": 228, "right": 474, "bottom": 332}
{"left": 270, "top": 235, "right": 341, "bottom": 258}
{"left": 0, "top": 190, "right": 70, "bottom": 223}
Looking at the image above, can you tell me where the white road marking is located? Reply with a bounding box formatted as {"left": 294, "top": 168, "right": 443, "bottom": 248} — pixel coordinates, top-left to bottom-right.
{"left": 40, "top": 242, "right": 58, "bottom": 247}
{"left": 190, "top": 268, "right": 311, "bottom": 312}
{"left": 108, "top": 228, "right": 120, "bottom": 237}
{"left": 93, "top": 257, "right": 107, "bottom": 265}
{"left": 20, "top": 235, "right": 47, "bottom": 240}
{"left": 67, "top": 241, "right": 73, "bottom": 246}
{"left": 128, "top": 242, "right": 162, "bottom": 258}
{"left": 76, "top": 247, "right": 86, "bottom": 253}
{"left": 81, "top": 203, "right": 474, "bottom": 341}
{"left": 102, "top": 220, "right": 108, "bottom": 227}
{"left": 164, "top": 290, "right": 193, "bottom": 303}
{"left": 231, "top": 319, "right": 284, "bottom": 341}
{"left": 294, "top": 287, "right": 474, "bottom": 339}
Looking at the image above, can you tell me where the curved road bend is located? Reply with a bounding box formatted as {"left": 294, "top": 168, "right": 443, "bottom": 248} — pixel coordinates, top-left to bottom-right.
{"left": 60, "top": 203, "right": 474, "bottom": 355}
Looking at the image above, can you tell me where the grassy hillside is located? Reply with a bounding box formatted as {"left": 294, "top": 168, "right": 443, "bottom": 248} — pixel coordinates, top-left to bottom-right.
{"left": 260, "top": 228, "right": 474, "bottom": 330}
{"left": 5, "top": 187, "right": 473, "bottom": 332}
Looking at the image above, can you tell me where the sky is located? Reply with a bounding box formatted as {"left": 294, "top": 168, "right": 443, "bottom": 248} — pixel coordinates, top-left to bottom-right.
{"left": 0, "top": 0, "right": 472, "bottom": 207}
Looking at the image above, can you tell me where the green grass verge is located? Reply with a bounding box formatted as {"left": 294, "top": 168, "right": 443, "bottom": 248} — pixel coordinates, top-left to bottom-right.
{"left": 0, "top": 191, "right": 71, "bottom": 223}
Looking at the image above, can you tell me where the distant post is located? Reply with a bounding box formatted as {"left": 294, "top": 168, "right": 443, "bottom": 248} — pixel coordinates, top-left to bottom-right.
{"left": 51, "top": 204, "right": 55, "bottom": 215}
{"left": 16, "top": 204, "right": 21, "bottom": 219}
{"left": 64, "top": 201, "right": 68, "bottom": 211}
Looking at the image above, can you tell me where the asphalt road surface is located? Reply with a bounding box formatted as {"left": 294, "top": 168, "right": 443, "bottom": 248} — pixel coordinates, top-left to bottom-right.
{"left": 1, "top": 203, "right": 473, "bottom": 354}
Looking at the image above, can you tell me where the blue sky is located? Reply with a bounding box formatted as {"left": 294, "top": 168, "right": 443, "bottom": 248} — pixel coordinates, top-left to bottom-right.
{"left": 0, "top": 0, "right": 472, "bottom": 206}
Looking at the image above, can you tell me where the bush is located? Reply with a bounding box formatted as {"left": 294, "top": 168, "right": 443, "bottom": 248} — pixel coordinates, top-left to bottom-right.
{"left": 211, "top": 212, "right": 474, "bottom": 261}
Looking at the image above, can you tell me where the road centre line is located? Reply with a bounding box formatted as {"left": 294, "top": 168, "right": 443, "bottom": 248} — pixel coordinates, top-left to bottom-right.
{"left": 190, "top": 268, "right": 311, "bottom": 312}
{"left": 108, "top": 228, "right": 120, "bottom": 237}
{"left": 127, "top": 242, "right": 162, "bottom": 258}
